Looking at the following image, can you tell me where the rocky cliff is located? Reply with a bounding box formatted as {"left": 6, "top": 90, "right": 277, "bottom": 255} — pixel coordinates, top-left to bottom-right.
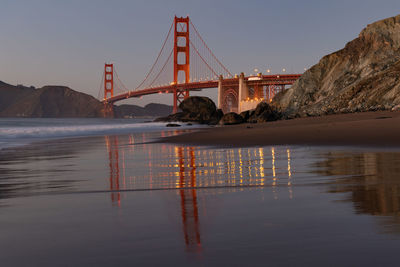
{"left": 274, "top": 14, "right": 400, "bottom": 117}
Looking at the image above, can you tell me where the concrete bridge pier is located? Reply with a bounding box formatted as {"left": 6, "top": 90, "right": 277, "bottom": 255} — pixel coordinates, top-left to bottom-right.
{"left": 217, "top": 75, "right": 223, "bottom": 109}
{"left": 238, "top": 72, "right": 249, "bottom": 113}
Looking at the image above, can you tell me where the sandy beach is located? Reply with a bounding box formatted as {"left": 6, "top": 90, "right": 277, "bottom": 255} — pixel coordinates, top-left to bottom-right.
{"left": 3, "top": 117, "right": 400, "bottom": 265}
{"left": 159, "top": 111, "right": 400, "bottom": 147}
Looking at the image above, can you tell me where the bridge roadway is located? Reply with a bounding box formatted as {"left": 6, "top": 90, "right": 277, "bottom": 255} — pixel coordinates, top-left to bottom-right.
{"left": 103, "top": 74, "right": 301, "bottom": 104}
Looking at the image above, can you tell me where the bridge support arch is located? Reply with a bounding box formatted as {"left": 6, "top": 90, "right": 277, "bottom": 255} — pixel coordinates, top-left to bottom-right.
{"left": 218, "top": 75, "right": 240, "bottom": 114}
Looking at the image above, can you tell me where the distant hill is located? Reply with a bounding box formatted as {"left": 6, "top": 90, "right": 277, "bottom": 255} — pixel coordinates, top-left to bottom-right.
{"left": 114, "top": 103, "right": 173, "bottom": 118}
{"left": 0, "top": 81, "right": 36, "bottom": 114}
{"left": 0, "top": 82, "right": 104, "bottom": 117}
{"left": 0, "top": 80, "right": 172, "bottom": 118}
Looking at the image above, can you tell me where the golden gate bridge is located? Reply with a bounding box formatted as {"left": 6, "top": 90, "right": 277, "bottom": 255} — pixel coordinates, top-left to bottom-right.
{"left": 99, "top": 16, "right": 301, "bottom": 115}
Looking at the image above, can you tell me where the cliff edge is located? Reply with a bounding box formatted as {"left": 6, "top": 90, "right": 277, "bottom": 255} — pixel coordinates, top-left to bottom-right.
{"left": 274, "top": 15, "right": 400, "bottom": 116}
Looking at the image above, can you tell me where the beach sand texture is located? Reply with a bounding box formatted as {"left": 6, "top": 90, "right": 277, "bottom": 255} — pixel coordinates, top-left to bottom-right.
{"left": 159, "top": 111, "right": 400, "bottom": 147}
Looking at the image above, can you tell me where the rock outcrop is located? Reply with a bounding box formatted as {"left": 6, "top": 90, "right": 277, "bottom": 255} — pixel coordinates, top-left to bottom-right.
{"left": 219, "top": 112, "right": 244, "bottom": 125}
{"left": 274, "top": 14, "right": 400, "bottom": 117}
{"left": 219, "top": 102, "right": 281, "bottom": 125}
{"left": 155, "top": 96, "right": 223, "bottom": 124}
{"left": 248, "top": 101, "right": 282, "bottom": 123}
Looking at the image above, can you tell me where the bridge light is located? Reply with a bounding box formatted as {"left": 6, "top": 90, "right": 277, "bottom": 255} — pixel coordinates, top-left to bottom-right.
{"left": 254, "top": 68, "right": 258, "bottom": 73}
{"left": 304, "top": 68, "right": 307, "bottom": 71}
{"left": 267, "top": 69, "right": 271, "bottom": 73}
{"left": 282, "top": 68, "right": 286, "bottom": 72}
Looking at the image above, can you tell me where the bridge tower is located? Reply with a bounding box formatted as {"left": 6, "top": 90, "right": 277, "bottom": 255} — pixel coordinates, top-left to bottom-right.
{"left": 104, "top": 63, "right": 114, "bottom": 99}
{"left": 173, "top": 16, "right": 190, "bottom": 113}
{"left": 104, "top": 63, "right": 114, "bottom": 117}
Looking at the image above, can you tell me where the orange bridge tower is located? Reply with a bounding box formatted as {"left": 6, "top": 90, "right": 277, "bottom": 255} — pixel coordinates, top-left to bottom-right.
{"left": 104, "top": 63, "right": 114, "bottom": 117}
{"left": 173, "top": 16, "right": 190, "bottom": 113}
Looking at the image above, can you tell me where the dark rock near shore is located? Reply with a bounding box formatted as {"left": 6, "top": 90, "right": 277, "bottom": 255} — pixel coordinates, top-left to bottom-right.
{"left": 248, "top": 101, "right": 282, "bottom": 123}
{"left": 219, "top": 112, "right": 244, "bottom": 125}
{"left": 239, "top": 110, "right": 250, "bottom": 121}
{"left": 274, "top": 14, "right": 400, "bottom": 117}
{"left": 179, "top": 96, "right": 215, "bottom": 114}
{"left": 166, "top": 123, "right": 181, "bottom": 127}
{"left": 218, "top": 102, "right": 281, "bottom": 125}
{"left": 155, "top": 96, "right": 223, "bottom": 124}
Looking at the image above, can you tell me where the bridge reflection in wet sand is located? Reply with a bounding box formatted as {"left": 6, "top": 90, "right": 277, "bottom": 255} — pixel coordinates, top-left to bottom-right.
{"left": 104, "top": 132, "right": 294, "bottom": 252}
{"left": 3, "top": 128, "right": 400, "bottom": 264}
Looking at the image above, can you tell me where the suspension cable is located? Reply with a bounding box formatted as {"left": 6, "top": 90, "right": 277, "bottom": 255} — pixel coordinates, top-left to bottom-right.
{"left": 189, "top": 40, "right": 218, "bottom": 78}
{"left": 148, "top": 48, "right": 173, "bottom": 88}
{"left": 189, "top": 20, "right": 233, "bottom": 77}
{"left": 135, "top": 20, "right": 174, "bottom": 90}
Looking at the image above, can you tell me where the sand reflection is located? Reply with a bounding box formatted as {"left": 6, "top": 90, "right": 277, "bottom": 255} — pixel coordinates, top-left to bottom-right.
{"left": 316, "top": 151, "right": 400, "bottom": 234}
{"left": 104, "top": 133, "right": 295, "bottom": 252}
{"left": 104, "top": 133, "right": 295, "bottom": 193}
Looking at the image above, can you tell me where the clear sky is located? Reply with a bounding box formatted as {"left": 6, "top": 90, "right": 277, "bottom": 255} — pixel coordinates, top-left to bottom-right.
{"left": 1, "top": 0, "right": 400, "bottom": 106}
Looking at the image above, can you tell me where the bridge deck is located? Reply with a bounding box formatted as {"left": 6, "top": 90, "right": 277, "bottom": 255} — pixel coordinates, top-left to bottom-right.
{"left": 103, "top": 74, "right": 301, "bottom": 104}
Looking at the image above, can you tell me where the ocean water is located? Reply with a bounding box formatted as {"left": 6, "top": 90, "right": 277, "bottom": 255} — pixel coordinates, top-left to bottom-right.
{"left": 1, "top": 118, "right": 400, "bottom": 266}
{"left": 0, "top": 118, "right": 200, "bottom": 150}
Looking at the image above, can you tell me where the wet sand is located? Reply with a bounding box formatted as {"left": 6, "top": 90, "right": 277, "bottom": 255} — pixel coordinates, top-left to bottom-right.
{"left": 3, "top": 121, "right": 400, "bottom": 265}
{"left": 159, "top": 111, "right": 400, "bottom": 147}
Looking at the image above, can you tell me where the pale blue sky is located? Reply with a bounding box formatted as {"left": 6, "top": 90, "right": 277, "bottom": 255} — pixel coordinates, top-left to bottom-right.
{"left": 1, "top": 0, "right": 399, "bottom": 106}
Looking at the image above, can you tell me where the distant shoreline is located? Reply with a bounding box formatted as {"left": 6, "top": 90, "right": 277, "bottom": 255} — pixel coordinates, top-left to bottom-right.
{"left": 157, "top": 111, "right": 400, "bottom": 148}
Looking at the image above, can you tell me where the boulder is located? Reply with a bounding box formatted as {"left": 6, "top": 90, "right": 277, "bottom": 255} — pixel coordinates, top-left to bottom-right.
{"left": 179, "top": 96, "right": 216, "bottom": 114}
{"left": 392, "top": 104, "right": 400, "bottom": 111}
{"left": 155, "top": 96, "right": 223, "bottom": 125}
{"left": 239, "top": 110, "right": 250, "bottom": 122}
{"left": 166, "top": 123, "right": 181, "bottom": 127}
{"left": 248, "top": 101, "right": 282, "bottom": 123}
{"left": 219, "top": 112, "right": 244, "bottom": 125}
